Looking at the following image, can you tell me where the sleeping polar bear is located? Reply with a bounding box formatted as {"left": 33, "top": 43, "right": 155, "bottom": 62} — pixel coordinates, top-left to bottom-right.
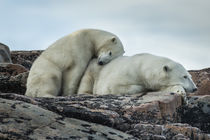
{"left": 26, "top": 29, "right": 125, "bottom": 97}
{"left": 77, "top": 53, "right": 197, "bottom": 96}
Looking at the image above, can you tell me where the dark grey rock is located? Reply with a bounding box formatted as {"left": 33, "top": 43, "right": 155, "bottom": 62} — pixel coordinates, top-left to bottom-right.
{"left": 0, "top": 97, "right": 136, "bottom": 140}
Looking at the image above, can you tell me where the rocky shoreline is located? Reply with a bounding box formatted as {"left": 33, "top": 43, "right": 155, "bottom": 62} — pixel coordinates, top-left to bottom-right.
{"left": 0, "top": 51, "right": 209, "bottom": 140}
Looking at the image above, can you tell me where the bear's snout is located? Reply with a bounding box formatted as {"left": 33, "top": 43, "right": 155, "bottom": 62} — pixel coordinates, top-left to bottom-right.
{"left": 98, "top": 61, "right": 104, "bottom": 65}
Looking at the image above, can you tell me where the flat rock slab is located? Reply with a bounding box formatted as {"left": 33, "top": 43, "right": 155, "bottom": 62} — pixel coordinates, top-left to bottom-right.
{"left": 0, "top": 97, "right": 136, "bottom": 140}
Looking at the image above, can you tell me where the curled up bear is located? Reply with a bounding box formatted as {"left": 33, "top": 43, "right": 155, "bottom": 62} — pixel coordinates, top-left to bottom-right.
{"left": 78, "top": 53, "right": 197, "bottom": 97}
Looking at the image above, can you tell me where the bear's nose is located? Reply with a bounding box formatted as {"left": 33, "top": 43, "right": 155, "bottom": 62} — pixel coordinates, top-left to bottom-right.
{"left": 192, "top": 88, "right": 197, "bottom": 92}
{"left": 98, "top": 61, "right": 104, "bottom": 65}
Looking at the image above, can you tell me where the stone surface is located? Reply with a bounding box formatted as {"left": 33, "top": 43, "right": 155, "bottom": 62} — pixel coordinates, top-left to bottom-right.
{"left": 178, "top": 95, "right": 210, "bottom": 133}
{"left": 189, "top": 68, "right": 210, "bottom": 96}
{"left": 0, "top": 97, "right": 136, "bottom": 140}
{"left": 122, "top": 92, "right": 183, "bottom": 124}
{"left": 0, "top": 50, "right": 209, "bottom": 139}
{"left": 11, "top": 50, "right": 42, "bottom": 70}
{"left": 0, "top": 92, "right": 183, "bottom": 127}
{"left": 0, "top": 93, "right": 209, "bottom": 140}
{"left": 0, "top": 63, "right": 28, "bottom": 94}
{"left": 164, "top": 123, "right": 210, "bottom": 140}
{"left": 130, "top": 123, "right": 210, "bottom": 140}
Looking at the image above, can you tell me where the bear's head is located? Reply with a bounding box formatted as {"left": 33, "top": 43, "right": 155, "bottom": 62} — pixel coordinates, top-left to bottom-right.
{"left": 160, "top": 62, "right": 197, "bottom": 93}
{"left": 97, "top": 36, "right": 124, "bottom": 65}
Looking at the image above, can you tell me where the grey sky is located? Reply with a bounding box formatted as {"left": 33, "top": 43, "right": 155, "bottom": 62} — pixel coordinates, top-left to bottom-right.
{"left": 0, "top": 0, "right": 209, "bottom": 69}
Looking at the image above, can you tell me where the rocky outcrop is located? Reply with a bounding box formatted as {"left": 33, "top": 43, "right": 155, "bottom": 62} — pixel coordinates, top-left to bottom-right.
{"left": 0, "top": 51, "right": 209, "bottom": 140}
{"left": 0, "top": 51, "right": 41, "bottom": 94}
{"left": 189, "top": 68, "right": 210, "bottom": 96}
{"left": 0, "top": 63, "right": 28, "bottom": 94}
{"left": 11, "top": 50, "right": 42, "bottom": 70}
{"left": 0, "top": 96, "right": 136, "bottom": 140}
{"left": 0, "top": 93, "right": 209, "bottom": 140}
{"left": 178, "top": 95, "right": 210, "bottom": 133}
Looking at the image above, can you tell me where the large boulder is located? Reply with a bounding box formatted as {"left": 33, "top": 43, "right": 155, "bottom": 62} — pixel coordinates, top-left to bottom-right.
{"left": 0, "top": 97, "right": 135, "bottom": 140}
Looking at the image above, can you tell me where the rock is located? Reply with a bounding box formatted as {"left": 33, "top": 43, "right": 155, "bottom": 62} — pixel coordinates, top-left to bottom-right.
{"left": 0, "top": 92, "right": 183, "bottom": 127}
{"left": 164, "top": 123, "right": 209, "bottom": 140}
{"left": 189, "top": 68, "right": 210, "bottom": 96}
{"left": 130, "top": 123, "right": 210, "bottom": 140}
{"left": 131, "top": 123, "right": 165, "bottom": 139}
{"left": 1, "top": 93, "right": 208, "bottom": 140}
{"left": 0, "top": 97, "right": 136, "bottom": 140}
{"left": 122, "top": 92, "right": 183, "bottom": 124}
{"left": 0, "top": 63, "right": 28, "bottom": 94}
{"left": 11, "top": 50, "right": 42, "bottom": 70}
{"left": 0, "top": 43, "right": 12, "bottom": 63}
{"left": 178, "top": 95, "right": 210, "bottom": 133}
{"left": 0, "top": 63, "right": 28, "bottom": 76}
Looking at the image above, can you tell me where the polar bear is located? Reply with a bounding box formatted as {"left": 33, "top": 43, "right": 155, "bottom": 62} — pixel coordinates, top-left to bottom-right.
{"left": 77, "top": 53, "right": 197, "bottom": 96}
{"left": 25, "top": 29, "right": 125, "bottom": 97}
{"left": 77, "top": 59, "right": 102, "bottom": 94}
{"left": 0, "top": 43, "right": 12, "bottom": 63}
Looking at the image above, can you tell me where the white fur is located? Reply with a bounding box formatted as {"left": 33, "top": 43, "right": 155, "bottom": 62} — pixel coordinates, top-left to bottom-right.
{"left": 25, "top": 29, "right": 124, "bottom": 97}
{"left": 77, "top": 59, "right": 102, "bottom": 94}
{"left": 78, "top": 53, "right": 197, "bottom": 96}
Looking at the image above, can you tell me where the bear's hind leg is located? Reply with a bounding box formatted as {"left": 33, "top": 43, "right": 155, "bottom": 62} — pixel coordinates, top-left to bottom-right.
{"left": 26, "top": 70, "right": 62, "bottom": 97}
{"left": 38, "top": 73, "right": 62, "bottom": 97}
{"left": 62, "top": 65, "right": 86, "bottom": 96}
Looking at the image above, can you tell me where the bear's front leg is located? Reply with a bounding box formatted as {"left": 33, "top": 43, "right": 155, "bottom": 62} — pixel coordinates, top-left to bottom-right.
{"left": 62, "top": 65, "right": 86, "bottom": 96}
{"left": 165, "top": 85, "right": 186, "bottom": 96}
{"left": 162, "top": 85, "right": 189, "bottom": 103}
{"left": 161, "top": 85, "right": 189, "bottom": 104}
{"left": 111, "top": 84, "right": 145, "bottom": 95}
{"left": 77, "top": 70, "right": 94, "bottom": 94}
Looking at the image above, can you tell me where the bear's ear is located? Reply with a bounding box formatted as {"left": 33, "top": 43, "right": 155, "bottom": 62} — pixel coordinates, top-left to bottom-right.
{"left": 163, "top": 65, "right": 171, "bottom": 72}
{"left": 111, "top": 37, "right": 117, "bottom": 44}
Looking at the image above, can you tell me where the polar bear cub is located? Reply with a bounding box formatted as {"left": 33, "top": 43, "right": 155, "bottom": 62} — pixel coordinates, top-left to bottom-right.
{"left": 25, "top": 29, "right": 125, "bottom": 97}
{"left": 78, "top": 53, "right": 197, "bottom": 96}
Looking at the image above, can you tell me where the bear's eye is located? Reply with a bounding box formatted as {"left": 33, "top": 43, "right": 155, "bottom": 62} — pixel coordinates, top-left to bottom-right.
{"left": 109, "top": 52, "right": 112, "bottom": 56}
{"left": 183, "top": 76, "right": 187, "bottom": 79}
